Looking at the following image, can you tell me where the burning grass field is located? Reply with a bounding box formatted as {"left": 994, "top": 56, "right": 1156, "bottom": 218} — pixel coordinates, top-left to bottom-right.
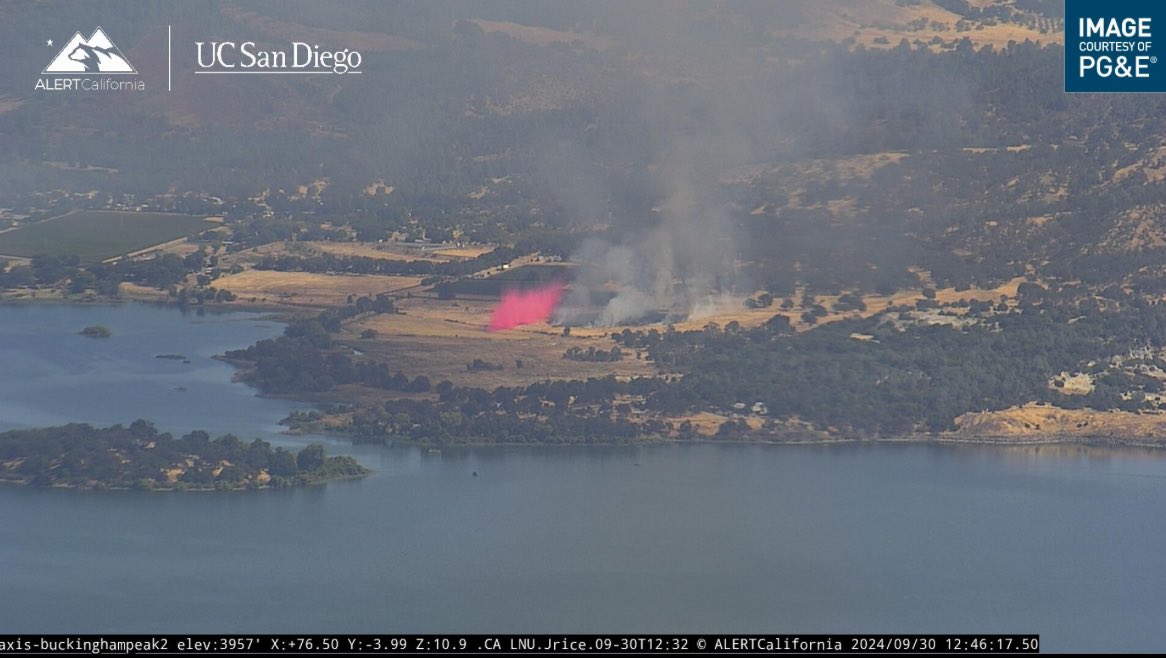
{"left": 0, "top": 211, "right": 215, "bottom": 262}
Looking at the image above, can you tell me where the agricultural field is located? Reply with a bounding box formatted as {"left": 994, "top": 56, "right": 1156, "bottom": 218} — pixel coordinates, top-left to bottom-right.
{"left": 0, "top": 211, "right": 215, "bottom": 262}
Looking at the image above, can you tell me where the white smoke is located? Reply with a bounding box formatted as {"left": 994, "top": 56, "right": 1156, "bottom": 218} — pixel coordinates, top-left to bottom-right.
{"left": 555, "top": 141, "right": 743, "bottom": 326}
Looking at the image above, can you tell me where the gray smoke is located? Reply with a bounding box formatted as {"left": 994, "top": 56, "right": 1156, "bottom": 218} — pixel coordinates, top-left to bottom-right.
{"left": 555, "top": 134, "right": 746, "bottom": 326}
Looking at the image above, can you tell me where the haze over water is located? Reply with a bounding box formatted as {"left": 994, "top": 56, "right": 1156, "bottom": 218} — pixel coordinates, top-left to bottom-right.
{"left": 1, "top": 304, "right": 1164, "bottom": 651}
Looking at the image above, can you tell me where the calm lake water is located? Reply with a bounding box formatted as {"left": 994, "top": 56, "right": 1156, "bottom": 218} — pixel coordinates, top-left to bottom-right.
{"left": 2, "top": 303, "right": 1165, "bottom": 651}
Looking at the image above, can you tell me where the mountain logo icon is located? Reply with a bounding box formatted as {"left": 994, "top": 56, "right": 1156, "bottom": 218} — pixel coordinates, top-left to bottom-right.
{"left": 43, "top": 27, "right": 136, "bottom": 74}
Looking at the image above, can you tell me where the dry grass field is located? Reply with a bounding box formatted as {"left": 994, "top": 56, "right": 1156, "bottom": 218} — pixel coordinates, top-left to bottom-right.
{"left": 431, "top": 245, "right": 496, "bottom": 259}
{"left": 354, "top": 298, "right": 512, "bottom": 339}
{"left": 124, "top": 235, "right": 208, "bottom": 261}
{"left": 226, "top": 241, "right": 498, "bottom": 270}
{"left": 333, "top": 271, "right": 1026, "bottom": 392}
{"left": 768, "top": 0, "right": 1060, "bottom": 51}
{"left": 666, "top": 412, "right": 765, "bottom": 437}
{"left": 344, "top": 296, "right": 656, "bottom": 388}
{"left": 302, "top": 241, "right": 462, "bottom": 262}
{"left": 215, "top": 270, "right": 423, "bottom": 306}
{"left": 563, "top": 275, "right": 1027, "bottom": 336}
{"left": 118, "top": 283, "right": 172, "bottom": 303}
{"left": 952, "top": 402, "right": 1166, "bottom": 442}
{"left": 778, "top": 275, "right": 1027, "bottom": 331}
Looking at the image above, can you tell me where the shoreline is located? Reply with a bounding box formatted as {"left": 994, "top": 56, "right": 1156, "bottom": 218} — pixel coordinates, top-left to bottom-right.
{"left": 292, "top": 427, "right": 1166, "bottom": 451}
{"left": 9, "top": 297, "right": 1166, "bottom": 455}
{"left": 0, "top": 471, "right": 369, "bottom": 493}
{"left": 0, "top": 290, "right": 301, "bottom": 317}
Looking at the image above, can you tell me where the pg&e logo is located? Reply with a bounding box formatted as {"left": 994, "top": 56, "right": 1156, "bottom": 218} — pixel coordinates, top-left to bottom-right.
{"left": 1066, "top": 0, "right": 1164, "bottom": 92}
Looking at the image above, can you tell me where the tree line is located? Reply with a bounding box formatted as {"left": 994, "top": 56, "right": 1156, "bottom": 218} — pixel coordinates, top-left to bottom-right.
{"left": 0, "top": 420, "right": 366, "bottom": 490}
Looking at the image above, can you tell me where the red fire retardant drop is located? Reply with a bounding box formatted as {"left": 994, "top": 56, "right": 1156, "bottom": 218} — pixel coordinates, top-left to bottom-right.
{"left": 487, "top": 282, "right": 565, "bottom": 331}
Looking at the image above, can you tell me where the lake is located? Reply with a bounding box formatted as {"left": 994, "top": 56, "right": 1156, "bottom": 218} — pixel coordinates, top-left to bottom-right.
{"left": 1, "top": 303, "right": 1164, "bottom": 651}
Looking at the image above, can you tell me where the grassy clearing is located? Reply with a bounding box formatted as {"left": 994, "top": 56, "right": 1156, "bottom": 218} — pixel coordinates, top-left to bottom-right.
{"left": 0, "top": 211, "right": 213, "bottom": 262}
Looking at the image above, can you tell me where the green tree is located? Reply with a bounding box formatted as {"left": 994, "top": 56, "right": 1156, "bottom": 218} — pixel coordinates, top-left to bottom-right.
{"left": 296, "top": 444, "right": 325, "bottom": 472}
{"left": 269, "top": 448, "right": 298, "bottom": 477}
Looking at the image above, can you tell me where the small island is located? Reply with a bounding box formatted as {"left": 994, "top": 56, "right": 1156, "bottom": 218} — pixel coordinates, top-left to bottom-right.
{"left": 78, "top": 325, "right": 112, "bottom": 338}
{"left": 0, "top": 421, "right": 368, "bottom": 491}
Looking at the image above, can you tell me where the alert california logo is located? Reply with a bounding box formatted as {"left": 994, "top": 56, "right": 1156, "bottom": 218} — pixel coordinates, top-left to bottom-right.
{"left": 35, "top": 26, "right": 146, "bottom": 92}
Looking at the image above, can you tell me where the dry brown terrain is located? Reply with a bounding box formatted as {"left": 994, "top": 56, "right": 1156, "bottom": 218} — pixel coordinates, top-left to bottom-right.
{"left": 667, "top": 412, "right": 765, "bottom": 436}
{"left": 815, "top": 275, "right": 1024, "bottom": 326}
{"left": 229, "top": 240, "right": 479, "bottom": 266}
{"left": 193, "top": 241, "right": 1032, "bottom": 428}
{"left": 631, "top": 275, "right": 1027, "bottom": 335}
{"left": 344, "top": 296, "right": 656, "bottom": 389}
{"left": 302, "top": 240, "right": 467, "bottom": 262}
{"left": 468, "top": 19, "right": 616, "bottom": 51}
{"left": 951, "top": 402, "right": 1166, "bottom": 443}
{"left": 768, "top": 0, "right": 1060, "bottom": 51}
{"left": 216, "top": 270, "right": 424, "bottom": 307}
{"left": 0, "top": 288, "right": 67, "bottom": 302}
{"left": 1097, "top": 206, "right": 1166, "bottom": 253}
{"left": 432, "top": 245, "right": 496, "bottom": 259}
{"left": 118, "top": 283, "right": 171, "bottom": 303}
{"left": 120, "top": 235, "right": 208, "bottom": 262}
{"left": 230, "top": 240, "right": 498, "bottom": 267}
{"left": 725, "top": 152, "right": 910, "bottom": 187}
{"left": 332, "top": 274, "right": 1024, "bottom": 391}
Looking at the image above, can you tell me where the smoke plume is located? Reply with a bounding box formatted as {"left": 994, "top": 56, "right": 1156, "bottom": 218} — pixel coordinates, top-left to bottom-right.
{"left": 554, "top": 137, "right": 745, "bottom": 327}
